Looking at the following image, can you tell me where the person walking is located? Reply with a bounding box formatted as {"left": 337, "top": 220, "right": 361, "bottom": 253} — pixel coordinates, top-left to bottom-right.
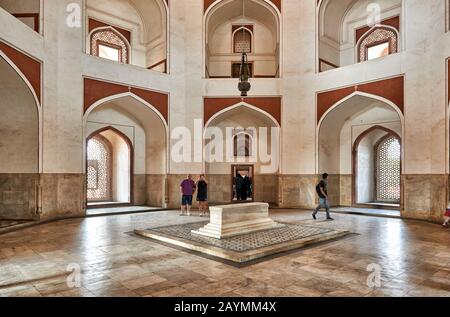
{"left": 196, "top": 175, "right": 209, "bottom": 217}
{"left": 313, "top": 173, "right": 334, "bottom": 221}
{"left": 180, "top": 174, "right": 196, "bottom": 216}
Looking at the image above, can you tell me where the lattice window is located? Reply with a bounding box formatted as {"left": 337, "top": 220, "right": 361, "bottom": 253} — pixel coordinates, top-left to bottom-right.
{"left": 234, "top": 28, "right": 252, "bottom": 53}
{"left": 376, "top": 135, "right": 401, "bottom": 202}
{"left": 359, "top": 27, "right": 398, "bottom": 62}
{"left": 87, "top": 136, "right": 112, "bottom": 202}
{"left": 234, "top": 133, "right": 252, "bottom": 157}
{"left": 91, "top": 28, "right": 129, "bottom": 63}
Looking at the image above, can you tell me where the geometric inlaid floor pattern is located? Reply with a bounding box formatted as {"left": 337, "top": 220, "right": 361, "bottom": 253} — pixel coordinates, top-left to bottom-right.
{"left": 135, "top": 221, "right": 351, "bottom": 264}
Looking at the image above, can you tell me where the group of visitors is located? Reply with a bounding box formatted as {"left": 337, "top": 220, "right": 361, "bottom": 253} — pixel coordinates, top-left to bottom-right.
{"left": 179, "top": 172, "right": 450, "bottom": 227}
{"left": 179, "top": 174, "right": 209, "bottom": 217}
{"left": 234, "top": 172, "right": 252, "bottom": 201}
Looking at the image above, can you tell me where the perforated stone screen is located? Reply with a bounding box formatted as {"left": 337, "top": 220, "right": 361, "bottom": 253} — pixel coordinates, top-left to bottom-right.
{"left": 376, "top": 136, "right": 401, "bottom": 202}
{"left": 87, "top": 137, "right": 112, "bottom": 202}
{"left": 234, "top": 29, "right": 252, "bottom": 53}
{"left": 359, "top": 28, "right": 397, "bottom": 62}
{"left": 91, "top": 29, "right": 129, "bottom": 63}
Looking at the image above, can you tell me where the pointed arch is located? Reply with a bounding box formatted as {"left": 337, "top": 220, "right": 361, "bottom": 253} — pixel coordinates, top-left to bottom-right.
{"left": 203, "top": 0, "right": 282, "bottom": 78}
{"left": 89, "top": 26, "right": 131, "bottom": 63}
{"left": 352, "top": 125, "right": 402, "bottom": 205}
{"left": 0, "top": 52, "right": 42, "bottom": 173}
{"left": 83, "top": 92, "right": 168, "bottom": 133}
{"left": 316, "top": 91, "right": 404, "bottom": 180}
{"left": 356, "top": 25, "right": 399, "bottom": 62}
{"left": 203, "top": 101, "right": 281, "bottom": 173}
{"left": 83, "top": 91, "right": 169, "bottom": 176}
{"left": 204, "top": 101, "right": 280, "bottom": 132}
{"left": 86, "top": 126, "right": 134, "bottom": 206}
{"left": 232, "top": 26, "right": 253, "bottom": 53}
{"left": 317, "top": 91, "right": 404, "bottom": 132}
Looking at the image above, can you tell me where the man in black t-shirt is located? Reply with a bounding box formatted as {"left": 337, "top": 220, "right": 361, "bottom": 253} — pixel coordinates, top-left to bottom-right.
{"left": 313, "top": 173, "right": 334, "bottom": 221}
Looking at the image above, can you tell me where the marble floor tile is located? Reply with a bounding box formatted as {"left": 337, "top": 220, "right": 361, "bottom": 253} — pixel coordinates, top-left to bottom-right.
{"left": 0, "top": 209, "right": 448, "bottom": 297}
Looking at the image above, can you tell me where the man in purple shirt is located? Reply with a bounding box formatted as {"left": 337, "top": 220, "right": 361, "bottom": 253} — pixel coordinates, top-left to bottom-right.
{"left": 180, "top": 174, "right": 196, "bottom": 216}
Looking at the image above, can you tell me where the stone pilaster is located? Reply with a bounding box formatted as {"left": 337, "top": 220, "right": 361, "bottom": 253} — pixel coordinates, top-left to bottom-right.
{"left": 40, "top": 174, "right": 85, "bottom": 220}
{"left": 146, "top": 174, "right": 166, "bottom": 208}
{"left": 402, "top": 174, "right": 447, "bottom": 222}
{"left": 278, "top": 175, "right": 318, "bottom": 209}
{"left": 0, "top": 174, "right": 40, "bottom": 220}
{"left": 133, "top": 174, "right": 147, "bottom": 206}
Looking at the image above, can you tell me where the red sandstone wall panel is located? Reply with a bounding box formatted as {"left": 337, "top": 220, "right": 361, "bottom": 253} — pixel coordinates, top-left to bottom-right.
{"left": 88, "top": 18, "right": 131, "bottom": 43}
{"left": 355, "top": 16, "right": 400, "bottom": 43}
{"left": 83, "top": 78, "right": 169, "bottom": 123}
{"left": 317, "top": 76, "right": 404, "bottom": 124}
{"left": 0, "top": 41, "right": 41, "bottom": 103}
{"left": 204, "top": 97, "right": 282, "bottom": 126}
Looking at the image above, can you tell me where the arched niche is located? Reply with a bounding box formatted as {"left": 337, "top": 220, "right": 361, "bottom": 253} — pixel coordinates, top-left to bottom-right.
{"left": 87, "top": 127, "right": 133, "bottom": 205}
{"left": 0, "top": 55, "right": 40, "bottom": 220}
{"left": 84, "top": 94, "right": 168, "bottom": 207}
{"left": 204, "top": 103, "right": 280, "bottom": 205}
{"left": 204, "top": 0, "right": 281, "bottom": 78}
{"left": 353, "top": 126, "right": 401, "bottom": 205}
{"left": 318, "top": 0, "right": 402, "bottom": 72}
{"left": 86, "top": 0, "right": 168, "bottom": 71}
{"left": 318, "top": 93, "right": 403, "bottom": 208}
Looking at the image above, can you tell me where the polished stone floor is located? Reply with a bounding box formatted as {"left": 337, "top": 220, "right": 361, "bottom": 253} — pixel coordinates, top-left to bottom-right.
{"left": 331, "top": 207, "right": 401, "bottom": 218}
{"left": 0, "top": 220, "right": 29, "bottom": 229}
{"left": 0, "top": 209, "right": 449, "bottom": 297}
{"left": 86, "top": 206, "right": 162, "bottom": 216}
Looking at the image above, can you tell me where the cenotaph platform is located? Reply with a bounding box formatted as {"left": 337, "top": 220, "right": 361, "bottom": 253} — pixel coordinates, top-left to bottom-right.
{"left": 134, "top": 203, "right": 351, "bottom": 264}
{"left": 191, "top": 203, "right": 280, "bottom": 239}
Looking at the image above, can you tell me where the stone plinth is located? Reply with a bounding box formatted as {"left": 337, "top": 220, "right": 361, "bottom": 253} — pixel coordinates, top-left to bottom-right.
{"left": 191, "top": 202, "right": 280, "bottom": 239}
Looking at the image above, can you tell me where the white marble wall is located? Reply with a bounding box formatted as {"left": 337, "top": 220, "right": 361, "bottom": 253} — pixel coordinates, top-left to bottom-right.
{"left": 0, "top": 0, "right": 450, "bottom": 219}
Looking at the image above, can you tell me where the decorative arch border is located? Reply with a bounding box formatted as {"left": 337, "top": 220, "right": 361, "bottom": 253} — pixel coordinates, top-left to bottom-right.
{"left": 356, "top": 25, "right": 399, "bottom": 63}
{"left": 352, "top": 125, "right": 402, "bottom": 207}
{"left": 0, "top": 47, "right": 43, "bottom": 173}
{"left": 83, "top": 78, "right": 169, "bottom": 124}
{"left": 203, "top": 99, "right": 282, "bottom": 173}
{"left": 232, "top": 26, "right": 254, "bottom": 54}
{"left": 203, "top": 0, "right": 282, "bottom": 78}
{"left": 316, "top": 90, "right": 405, "bottom": 182}
{"left": 83, "top": 88, "right": 169, "bottom": 175}
{"left": 317, "top": 75, "right": 404, "bottom": 125}
{"left": 204, "top": 97, "right": 281, "bottom": 127}
{"left": 88, "top": 26, "right": 131, "bottom": 63}
{"left": 86, "top": 126, "right": 135, "bottom": 208}
{"left": 0, "top": 41, "right": 41, "bottom": 103}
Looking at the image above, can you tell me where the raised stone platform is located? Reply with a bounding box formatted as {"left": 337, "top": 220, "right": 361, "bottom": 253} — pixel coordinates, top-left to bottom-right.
{"left": 191, "top": 203, "right": 279, "bottom": 239}
{"left": 135, "top": 221, "right": 351, "bottom": 263}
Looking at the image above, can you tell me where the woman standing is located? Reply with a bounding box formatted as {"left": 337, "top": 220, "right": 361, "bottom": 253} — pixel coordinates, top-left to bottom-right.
{"left": 196, "top": 175, "right": 209, "bottom": 217}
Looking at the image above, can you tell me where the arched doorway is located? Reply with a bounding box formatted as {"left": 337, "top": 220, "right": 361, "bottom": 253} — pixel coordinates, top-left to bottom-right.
{"left": 204, "top": 103, "right": 280, "bottom": 205}
{"left": 86, "top": 127, "right": 133, "bottom": 207}
{"left": 318, "top": 93, "right": 403, "bottom": 215}
{"left": 353, "top": 126, "right": 401, "bottom": 207}
{"left": 0, "top": 55, "right": 40, "bottom": 223}
{"left": 84, "top": 93, "right": 168, "bottom": 211}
